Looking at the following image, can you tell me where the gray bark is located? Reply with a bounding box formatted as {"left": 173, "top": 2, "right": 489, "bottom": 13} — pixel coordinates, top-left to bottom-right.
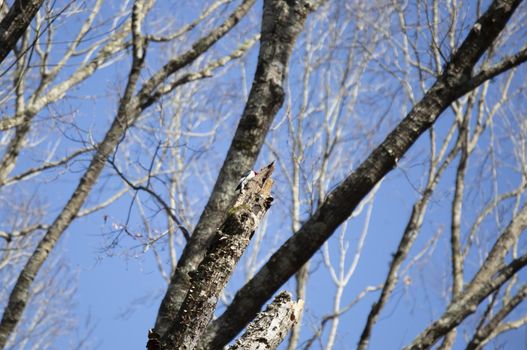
{"left": 160, "top": 163, "right": 275, "bottom": 350}
{"left": 198, "top": 1, "right": 525, "bottom": 348}
{"left": 228, "top": 291, "right": 304, "bottom": 350}
{"left": 0, "top": 0, "right": 45, "bottom": 64}
{"left": 154, "top": 0, "right": 312, "bottom": 336}
{"left": 0, "top": 0, "right": 251, "bottom": 347}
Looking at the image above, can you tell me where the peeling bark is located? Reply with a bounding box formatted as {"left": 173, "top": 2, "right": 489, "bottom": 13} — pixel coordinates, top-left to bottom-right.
{"left": 160, "top": 163, "right": 275, "bottom": 350}
{"left": 228, "top": 291, "right": 303, "bottom": 350}
{"left": 198, "top": 1, "right": 525, "bottom": 348}
{"left": 155, "top": 0, "right": 312, "bottom": 336}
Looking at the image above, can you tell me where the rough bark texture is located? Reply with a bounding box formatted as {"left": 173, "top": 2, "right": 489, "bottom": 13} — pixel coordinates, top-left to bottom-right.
{"left": 0, "top": 0, "right": 45, "bottom": 64}
{"left": 160, "top": 163, "right": 275, "bottom": 350}
{"left": 198, "top": 1, "right": 524, "bottom": 348}
{"left": 228, "top": 291, "right": 304, "bottom": 350}
{"left": 0, "top": 1, "right": 250, "bottom": 347}
{"left": 154, "top": 0, "right": 311, "bottom": 336}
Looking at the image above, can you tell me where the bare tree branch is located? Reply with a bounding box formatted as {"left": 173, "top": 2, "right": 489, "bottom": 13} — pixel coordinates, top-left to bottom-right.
{"left": 358, "top": 119, "right": 462, "bottom": 350}
{"left": 0, "top": 0, "right": 46, "bottom": 64}
{"left": 159, "top": 163, "right": 275, "bottom": 349}
{"left": 155, "top": 0, "right": 311, "bottom": 336}
{"left": 406, "top": 203, "right": 527, "bottom": 349}
{"left": 0, "top": 0, "right": 255, "bottom": 346}
{"left": 460, "top": 45, "right": 527, "bottom": 93}
{"left": 304, "top": 285, "right": 381, "bottom": 350}
{"left": 229, "top": 291, "right": 303, "bottom": 350}
{"left": 0, "top": 224, "right": 48, "bottom": 242}
{"left": 108, "top": 157, "right": 191, "bottom": 241}
{"left": 199, "top": 1, "right": 526, "bottom": 347}
{"left": 0, "top": 146, "right": 95, "bottom": 187}
{"left": 466, "top": 284, "right": 527, "bottom": 350}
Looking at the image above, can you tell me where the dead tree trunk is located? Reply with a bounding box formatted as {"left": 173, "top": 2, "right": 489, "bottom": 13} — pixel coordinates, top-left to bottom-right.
{"left": 158, "top": 163, "right": 298, "bottom": 350}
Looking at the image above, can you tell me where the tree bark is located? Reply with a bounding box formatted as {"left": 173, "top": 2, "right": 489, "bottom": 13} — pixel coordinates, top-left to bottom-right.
{"left": 228, "top": 291, "right": 304, "bottom": 350}
{"left": 198, "top": 1, "right": 525, "bottom": 348}
{"left": 154, "top": 0, "right": 312, "bottom": 336}
{"left": 0, "top": 0, "right": 251, "bottom": 346}
{"left": 160, "top": 163, "right": 275, "bottom": 350}
{"left": 0, "top": 0, "right": 46, "bottom": 64}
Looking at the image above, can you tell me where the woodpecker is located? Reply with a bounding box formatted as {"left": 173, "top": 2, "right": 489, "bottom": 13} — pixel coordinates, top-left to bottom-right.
{"left": 236, "top": 170, "right": 257, "bottom": 193}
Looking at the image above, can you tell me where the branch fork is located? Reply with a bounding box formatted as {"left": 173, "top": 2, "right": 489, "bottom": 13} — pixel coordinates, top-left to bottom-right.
{"left": 159, "top": 163, "right": 287, "bottom": 350}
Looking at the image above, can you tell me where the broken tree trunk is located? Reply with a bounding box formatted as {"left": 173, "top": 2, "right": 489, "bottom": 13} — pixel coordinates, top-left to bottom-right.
{"left": 228, "top": 291, "right": 304, "bottom": 350}
{"left": 160, "top": 162, "right": 276, "bottom": 350}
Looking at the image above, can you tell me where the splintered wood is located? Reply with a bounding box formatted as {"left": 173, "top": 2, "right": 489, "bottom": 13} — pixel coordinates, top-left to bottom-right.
{"left": 228, "top": 291, "right": 304, "bottom": 350}
{"left": 161, "top": 162, "right": 276, "bottom": 350}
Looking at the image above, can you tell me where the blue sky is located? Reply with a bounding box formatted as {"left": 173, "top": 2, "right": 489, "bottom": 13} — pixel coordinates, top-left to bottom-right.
{"left": 1, "top": 0, "right": 527, "bottom": 349}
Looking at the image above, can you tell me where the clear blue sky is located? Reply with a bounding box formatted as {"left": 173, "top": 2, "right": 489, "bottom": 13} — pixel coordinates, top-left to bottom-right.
{"left": 2, "top": 0, "right": 526, "bottom": 349}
